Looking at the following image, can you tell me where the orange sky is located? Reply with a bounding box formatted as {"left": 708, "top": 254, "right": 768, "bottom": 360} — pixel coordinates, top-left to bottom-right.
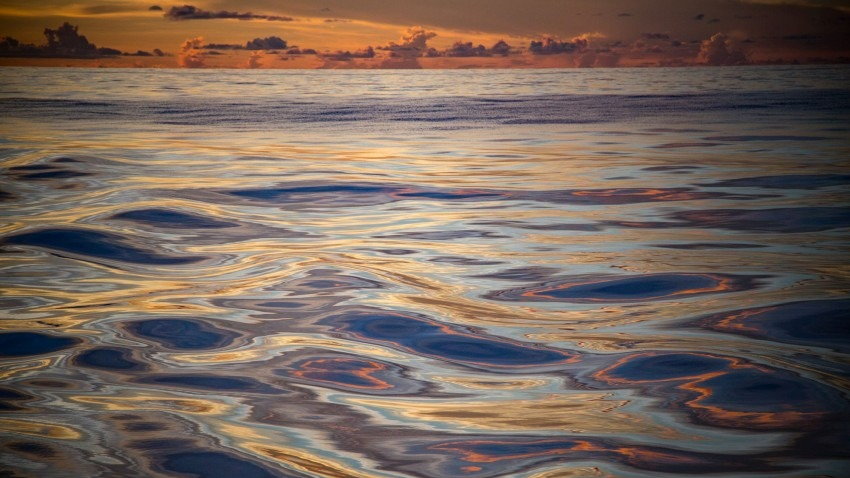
{"left": 1, "top": 0, "right": 849, "bottom": 68}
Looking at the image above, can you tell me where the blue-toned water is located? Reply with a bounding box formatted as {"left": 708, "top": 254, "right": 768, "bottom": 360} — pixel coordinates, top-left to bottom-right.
{"left": 1, "top": 66, "right": 849, "bottom": 477}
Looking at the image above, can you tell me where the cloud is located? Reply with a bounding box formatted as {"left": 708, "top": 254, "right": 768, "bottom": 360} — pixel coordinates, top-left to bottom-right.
{"left": 697, "top": 32, "right": 749, "bottom": 65}
{"left": 490, "top": 40, "right": 512, "bottom": 56}
{"left": 642, "top": 33, "right": 670, "bottom": 40}
{"left": 178, "top": 36, "right": 206, "bottom": 67}
{"left": 246, "top": 51, "right": 263, "bottom": 68}
{"left": 529, "top": 37, "right": 588, "bottom": 55}
{"left": 245, "top": 36, "right": 287, "bottom": 50}
{"left": 322, "top": 46, "right": 375, "bottom": 61}
{"left": 149, "top": 5, "right": 163, "bottom": 11}
{"left": 378, "top": 26, "right": 436, "bottom": 57}
{"left": 286, "top": 47, "right": 317, "bottom": 55}
{"left": 443, "top": 41, "right": 489, "bottom": 57}
{"left": 0, "top": 22, "right": 124, "bottom": 59}
{"left": 165, "top": 5, "right": 294, "bottom": 21}
{"left": 426, "top": 40, "right": 515, "bottom": 57}
{"left": 694, "top": 13, "right": 705, "bottom": 20}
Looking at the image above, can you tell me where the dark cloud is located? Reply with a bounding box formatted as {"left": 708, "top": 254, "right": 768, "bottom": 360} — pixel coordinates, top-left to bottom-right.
{"left": 529, "top": 37, "right": 588, "bottom": 55}
{"left": 642, "top": 33, "right": 670, "bottom": 40}
{"left": 322, "top": 46, "right": 375, "bottom": 60}
{"left": 245, "top": 36, "right": 287, "bottom": 50}
{"left": 425, "top": 40, "right": 515, "bottom": 57}
{"left": 165, "top": 5, "right": 294, "bottom": 21}
{"left": 203, "top": 43, "right": 244, "bottom": 50}
{"left": 323, "top": 18, "right": 350, "bottom": 23}
{"left": 286, "top": 47, "right": 317, "bottom": 55}
{"left": 443, "top": 41, "right": 489, "bottom": 57}
{"left": 694, "top": 13, "right": 705, "bottom": 20}
{"left": 0, "top": 22, "right": 123, "bottom": 58}
{"left": 618, "top": 13, "right": 632, "bottom": 17}
{"left": 490, "top": 39, "right": 512, "bottom": 56}
{"left": 149, "top": 5, "right": 163, "bottom": 11}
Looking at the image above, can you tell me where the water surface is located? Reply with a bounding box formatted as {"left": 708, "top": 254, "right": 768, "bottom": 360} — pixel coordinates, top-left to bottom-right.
{"left": 1, "top": 66, "right": 849, "bottom": 477}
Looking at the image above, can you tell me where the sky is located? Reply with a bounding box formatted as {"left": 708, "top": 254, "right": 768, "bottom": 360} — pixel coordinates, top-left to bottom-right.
{"left": 1, "top": 0, "right": 849, "bottom": 68}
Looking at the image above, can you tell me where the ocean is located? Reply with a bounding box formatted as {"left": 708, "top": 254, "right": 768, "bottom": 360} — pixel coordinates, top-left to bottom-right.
{"left": 1, "top": 66, "right": 849, "bottom": 477}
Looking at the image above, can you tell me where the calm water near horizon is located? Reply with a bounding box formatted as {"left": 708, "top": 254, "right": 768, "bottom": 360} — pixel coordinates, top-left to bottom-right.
{"left": 1, "top": 66, "right": 849, "bottom": 477}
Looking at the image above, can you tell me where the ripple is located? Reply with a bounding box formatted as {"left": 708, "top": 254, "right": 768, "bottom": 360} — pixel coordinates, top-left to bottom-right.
{"left": 109, "top": 208, "right": 238, "bottom": 229}
{"left": 320, "top": 309, "right": 578, "bottom": 370}
{"left": 591, "top": 352, "right": 843, "bottom": 430}
{"left": 697, "top": 174, "right": 850, "bottom": 189}
{"left": 126, "top": 318, "right": 239, "bottom": 350}
{"left": 485, "top": 273, "right": 765, "bottom": 303}
{"left": 3, "top": 228, "right": 207, "bottom": 265}
{"left": 74, "top": 347, "right": 148, "bottom": 371}
{"left": 137, "top": 375, "right": 284, "bottom": 394}
{"left": 694, "top": 299, "right": 850, "bottom": 352}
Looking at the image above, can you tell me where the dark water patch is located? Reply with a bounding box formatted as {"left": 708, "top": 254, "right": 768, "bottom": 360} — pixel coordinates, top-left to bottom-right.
{"left": 669, "top": 207, "right": 850, "bottom": 233}
{"left": 393, "top": 190, "right": 504, "bottom": 200}
{"left": 652, "top": 142, "right": 726, "bottom": 148}
{"left": 694, "top": 299, "right": 850, "bottom": 352}
{"left": 592, "top": 352, "right": 843, "bottom": 430}
{"left": 74, "top": 347, "right": 147, "bottom": 371}
{"left": 363, "top": 248, "right": 419, "bottom": 255}
{"left": 702, "top": 135, "right": 830, "bottom": 142}
{"left": 376, "top": 230, "right": 509, "bottom": 240}
{"left": 651, "top": 242, "right": 767, "bottom": 249}
{"left": 123, "top": 422, "right": 167, "bottom": 432}
{"left": 320, "top": 310, "right": 577, "bottom": 370}
{"left": 213, "top": 182, "right": 507, "bottom": 209}
{"left": 110, "top": 208, "right": 238, "bottom": 229}
{"left": 269, "top": 269, "right": 386, "bottom": 294}
{"left": 486, "top": 273, "right": 765, "bottom": 303}
{"left": 3, "top": 228, "right": 206, "bottom": 265}
{"left": 525, "top": 187, "right": 773, "bottom": 205}
{"left": 161, "top": 451, "right": 291, "bottom": 478}
{"left": 19, "top": 170, "right": 91, "bottom": 180}
{"left": 597, "top": 353, "right": 731, "bottom": 383}
{"left": 5, "top": 442, "right": 56, "bottom": 458}
{"left": 126, "top": 318, "right": 239, "bottom": 350}
{"left": 138, "top": 374, "right": 283, "bottom": 394}
{"left": 645, "top": 128, "right": 712, "bottom": 133}
{"left": 8, "top": 164, "right": 57, "bottom": 171}
{"left": 0, "top": 387, "right": 32, "bottom": 411}
{"left": 428, "top": 256, "right": 504, "bottom": 266}
{"left": 642, "top": 165, "right": 705, "bottom": 171}
{"left": 0, "top": 331, "right": 80, "bottom": 357}
{"left": 474, "top": 220, "right": 602, "bottom": 232}
{"left": 129, "top": 438, "right": 194, "bottom": 451}
{"left": 696, "top": 174, "right": 850, "bottom": 189}
{"left": 608, "top": 207, "right": 850, "bottom": 233}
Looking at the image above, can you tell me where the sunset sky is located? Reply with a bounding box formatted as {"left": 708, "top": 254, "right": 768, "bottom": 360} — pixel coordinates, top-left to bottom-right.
{"left": 1, "top": 0, "right": 849, "bottom": 68}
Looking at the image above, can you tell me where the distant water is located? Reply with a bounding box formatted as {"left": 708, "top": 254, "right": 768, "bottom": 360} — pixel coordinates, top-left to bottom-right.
{"left": 1, "top": 66, "right": 849, "bottom": 478}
